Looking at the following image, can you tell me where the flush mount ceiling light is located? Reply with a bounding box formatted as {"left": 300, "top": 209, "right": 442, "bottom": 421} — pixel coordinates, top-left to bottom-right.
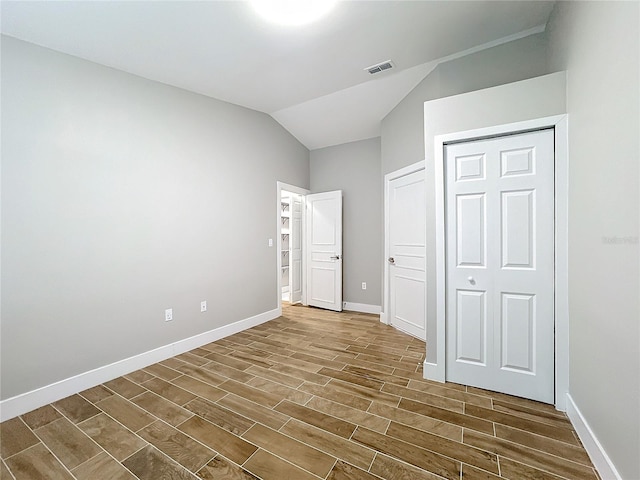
{"left": 250, "top": 0, "right": 337, "bottom": 26}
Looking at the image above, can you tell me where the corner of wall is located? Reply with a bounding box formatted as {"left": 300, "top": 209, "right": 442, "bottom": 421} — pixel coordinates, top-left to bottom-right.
{"left": 566, "top": 394, "right": 623, "bottom": 480}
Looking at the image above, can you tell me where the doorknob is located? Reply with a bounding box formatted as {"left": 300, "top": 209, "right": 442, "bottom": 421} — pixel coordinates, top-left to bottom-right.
{"left": 468, "top": 276, "right": 475, "bottom": 284}
{"left": 388, "top": 257, "right": 395, "bottom": 264}
{"left": 330, "top": 255, "right": 341, "bottom": 260}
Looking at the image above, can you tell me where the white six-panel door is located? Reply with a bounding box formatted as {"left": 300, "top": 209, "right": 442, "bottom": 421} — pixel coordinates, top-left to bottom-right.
{"left": 445, "top": 129, "right": 555, "bottom": 403}
{"left": 306, "top": 191, "right": 343, "bottom": 311}
{"left": 388, "top": 169, "right": 427, "bottom": 340}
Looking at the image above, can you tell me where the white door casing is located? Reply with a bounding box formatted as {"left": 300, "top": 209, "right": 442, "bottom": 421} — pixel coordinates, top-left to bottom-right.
{"left": 387, "top": 169, "right": 427, "bottom": 340}
{"left": 445, "top": 129, "right": 555, "bottom": 403}
{"left": 290, "top": 193, "right": 303, "bottom": 304}
{"left": 306, "top": 190, "right": 343, "bottom": 312}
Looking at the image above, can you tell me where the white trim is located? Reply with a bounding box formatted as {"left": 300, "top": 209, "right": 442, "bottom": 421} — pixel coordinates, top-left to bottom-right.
{"left": 566, "top": 394, "right": 622, "bottom": 480}
{"left": 276, "top": 181, "right": 310, "bottom": 312}
{"left": 382, "top": 160, "right": 426, "bottom": 328}
{"left": 343, "top": 302, "right": 381, "bottom": 315}
{"left": 423, "top": 361, "right": 446, "bottom": 383}
{"left": 553, "top": 116, "right": 569, "bottom": 411}
{"left": 430, "top": 115, "right": 569, "bottom": 412}
{"left": 0, "top": 308, "right": 279, "bottom": 422}
{"left": 433, "top": 141, "right": 447, "bottom": 380}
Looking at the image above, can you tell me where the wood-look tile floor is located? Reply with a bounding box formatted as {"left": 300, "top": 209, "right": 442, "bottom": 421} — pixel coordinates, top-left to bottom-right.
{"left": 1, "top": 304, "right": 598, "bottom": 480}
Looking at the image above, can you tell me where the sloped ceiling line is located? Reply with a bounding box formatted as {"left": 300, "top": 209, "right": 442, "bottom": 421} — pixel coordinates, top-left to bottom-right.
{"left": 0, "top": 1, "right": 555, "bottom": 150}
{"left": 274, "top": 23, "right": 548, "bottom": 150}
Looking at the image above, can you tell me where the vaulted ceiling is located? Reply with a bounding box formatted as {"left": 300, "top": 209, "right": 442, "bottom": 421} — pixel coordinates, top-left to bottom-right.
{"left": 1, "top": 1, "right": 555, "bottom": 149}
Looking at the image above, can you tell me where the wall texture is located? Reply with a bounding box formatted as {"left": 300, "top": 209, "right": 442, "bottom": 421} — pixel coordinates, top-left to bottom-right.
{"left": 381, "top": 32, "right": 549, "bottom": 176}
{"left": 310, "top": 138, "right": 382, "bottom": 308}
{"left": 546, "top": 2, "right": 640, "bottom": 478}
{"left": 1, "top": 36, "right": 309, "bottom": 400}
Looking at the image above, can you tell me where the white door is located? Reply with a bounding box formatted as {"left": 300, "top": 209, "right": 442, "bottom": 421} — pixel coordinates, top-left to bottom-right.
{"left": 445, "top": 129, "right": 555, "bottom": 403}
{"left": 388, "top": 169, "right": 427, "bottom": 340}
{"left": 289, "top": 193, "right": 303, "bottom": 304}
{"left": 306, "top": 191, "right": 343, "bottom": 311}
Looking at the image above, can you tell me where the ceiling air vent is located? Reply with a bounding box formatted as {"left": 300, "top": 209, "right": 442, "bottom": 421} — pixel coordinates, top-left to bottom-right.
{"left": 365, "top": 60, "right": 395, "bottom": 75}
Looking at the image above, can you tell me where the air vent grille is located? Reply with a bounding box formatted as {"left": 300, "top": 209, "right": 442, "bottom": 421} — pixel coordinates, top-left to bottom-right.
{"left": 365, "top": 60, "right": 394, "bottom": 75}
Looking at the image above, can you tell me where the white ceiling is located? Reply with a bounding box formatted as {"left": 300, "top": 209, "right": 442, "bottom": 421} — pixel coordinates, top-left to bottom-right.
{"left": 1, "top": 1, "right": 555, "bottom": 150}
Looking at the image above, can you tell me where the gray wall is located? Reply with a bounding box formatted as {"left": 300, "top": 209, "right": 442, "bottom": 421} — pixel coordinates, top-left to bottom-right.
{"left": 310, "top": 138, "right": 382, "bottom": 307}
{"left": 1, "top": 36, "right": 309, "bottom": 400}
{"left": 381, "top": 32, "right": 549, "bottom": 176}
{"left": 546, "top": 2, "right": 639, "bottom": 478}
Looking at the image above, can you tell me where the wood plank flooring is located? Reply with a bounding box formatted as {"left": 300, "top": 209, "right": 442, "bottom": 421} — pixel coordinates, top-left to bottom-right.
{"left": 0, "top": 304, "right": 597, "bottom": 479}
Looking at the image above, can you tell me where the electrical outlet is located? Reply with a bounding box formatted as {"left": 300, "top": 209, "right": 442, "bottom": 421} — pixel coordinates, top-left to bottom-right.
{"left": 268, "top": 238, "right": 273, "bottom": 247}
{"left": 201, "top": 301, "right": 207, "bottom": 312}
{"left": 165, "top": 308, "right": 173, "bottom": 322}
{"left": 362, "top": 282, "right": 367, "bottom": 290}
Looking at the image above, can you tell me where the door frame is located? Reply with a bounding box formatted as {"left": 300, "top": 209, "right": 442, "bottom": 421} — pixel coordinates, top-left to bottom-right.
{"left": 429, "top": 115, "right": 569, "bottom": 411}
{"left": 276, "top": 182, "right": 310, "bottom": 317}
{"left": 382, "top": 160, "right": 426, "bottom": 326}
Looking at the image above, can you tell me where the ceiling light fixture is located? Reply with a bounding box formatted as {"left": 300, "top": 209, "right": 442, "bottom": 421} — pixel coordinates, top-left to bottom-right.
{"left": 250, "top": 0, "right": 337, "bottom": 26}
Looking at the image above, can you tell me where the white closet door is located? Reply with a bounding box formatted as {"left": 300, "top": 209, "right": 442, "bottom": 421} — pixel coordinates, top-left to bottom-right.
{"left": 306, "top": 191, "right": 343, "bottom": 312}
{"left": 445, "top": 129, "right": 555, "bottom": 403}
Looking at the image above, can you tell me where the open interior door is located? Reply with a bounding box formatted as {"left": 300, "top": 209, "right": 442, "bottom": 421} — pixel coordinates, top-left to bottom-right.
{"left": 306, "top": 191, "right": 343, "bottom": 311}
{"left": 388, "top": 168, "right": 427, "bottom": 340}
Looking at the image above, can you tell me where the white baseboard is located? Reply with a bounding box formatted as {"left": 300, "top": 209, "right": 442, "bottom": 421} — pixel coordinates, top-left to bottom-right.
{"left": 566, "top": 393, "right": 622, "bottom": 480}
{"left": 0, "top": 308, "right": 280, "bottom": 422}
{"left": 343, "top": 302, "right": 381, "bottom": 315}
{"left": 423, "top": 360, "right": 446, "bottom": 383}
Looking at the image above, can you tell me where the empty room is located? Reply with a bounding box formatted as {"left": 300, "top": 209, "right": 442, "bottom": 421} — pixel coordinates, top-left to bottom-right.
{"left": 1, "top": 1, "right": 638, "bottom": 479}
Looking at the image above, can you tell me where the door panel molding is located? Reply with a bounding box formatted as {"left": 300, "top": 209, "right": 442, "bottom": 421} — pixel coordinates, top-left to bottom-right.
{"left": 383, "top": 161, "right": 427, "bottom": 340}
{"left": 429, "top": 115, "right": 569, "bottom": 411}
{"left": 445, "top": 129, "right": 554, "bottom": 403}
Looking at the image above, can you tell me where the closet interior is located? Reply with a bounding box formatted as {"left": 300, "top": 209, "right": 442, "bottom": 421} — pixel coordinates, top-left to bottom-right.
{"left": 281, "top": 195, "right": 290, "bottom": 302}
